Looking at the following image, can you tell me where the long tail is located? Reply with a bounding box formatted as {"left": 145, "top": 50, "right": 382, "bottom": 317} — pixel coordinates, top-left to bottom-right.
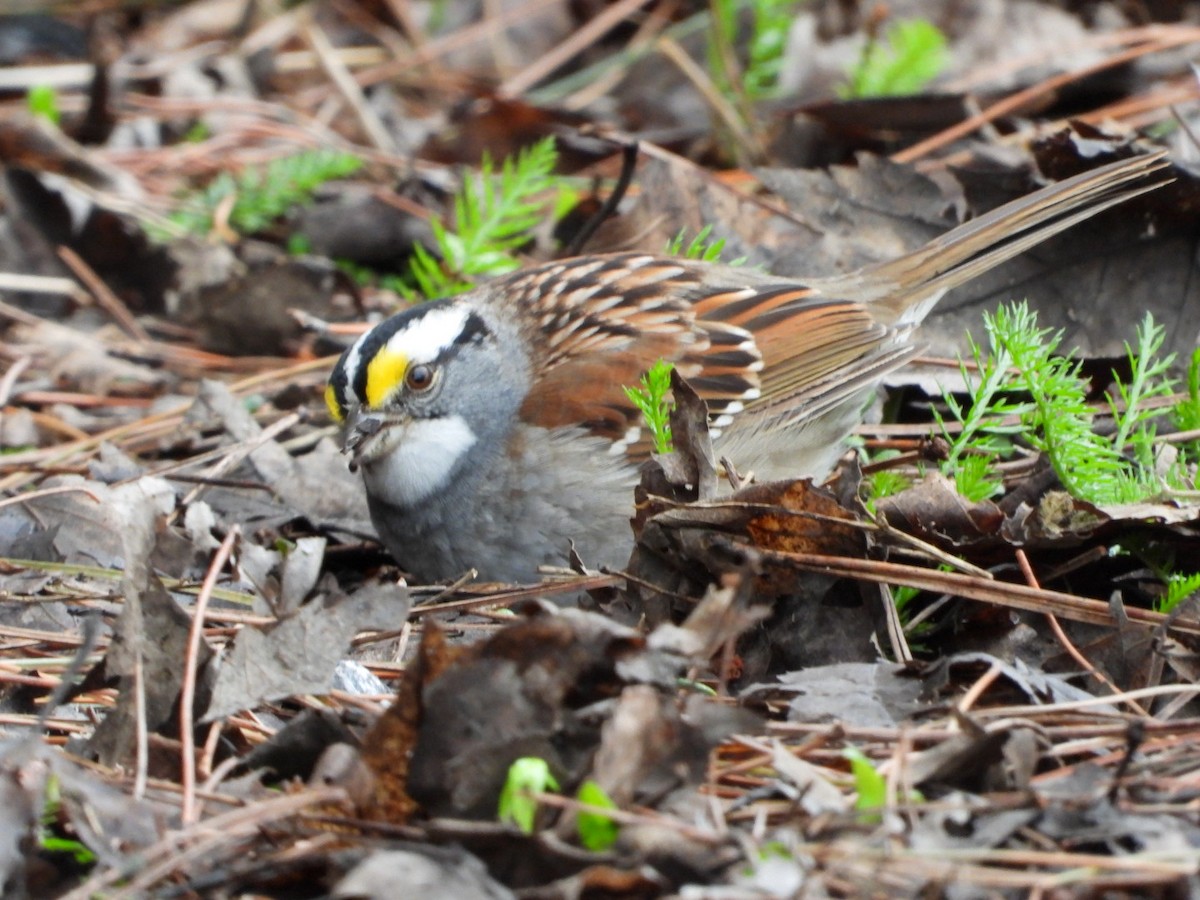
{"left": 852, "top": 149, "right": 1171, "bottom": 324}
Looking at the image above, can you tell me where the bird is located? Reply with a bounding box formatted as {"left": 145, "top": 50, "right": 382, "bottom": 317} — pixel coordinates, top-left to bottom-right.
{"left": 325, "top": 150, "right": 1168, "bottom": 585}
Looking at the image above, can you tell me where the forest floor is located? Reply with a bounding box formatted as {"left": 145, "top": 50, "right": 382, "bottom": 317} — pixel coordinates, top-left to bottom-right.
{"left": 3, "top": 2, "right": 1200, "bottom": 897}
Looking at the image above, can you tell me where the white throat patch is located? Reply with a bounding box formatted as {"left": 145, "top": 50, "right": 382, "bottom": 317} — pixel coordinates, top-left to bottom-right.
{"left": 361, "top": 415, "right": 478, "bottom": 508}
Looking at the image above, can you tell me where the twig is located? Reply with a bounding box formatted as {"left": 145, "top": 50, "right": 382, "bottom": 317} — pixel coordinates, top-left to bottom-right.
{"left": 0, "top": 272, "right": 89, "bottom": 302}
{"left": 0, "top": 356, "right": 332, "bottom": 491}
{"left": 61, "top": 785, "right": 348, "bottom": 900}
{"left": 174, "top": 411, "right": 301, "bottom": 514}
{"left": 956, "top": 660, "right": 1004, "bottom": 714}
{"left": 180, "top": 526, "right": 239, "bottom": 826}
{"left": 302, "top": 14, "right": 396, "bottom": 153}
{"left": 352, "top": 0, "right": 583, "bottom": 92}
{"left": 56, "top": 245, "right": 151, "bottom": 343}
{"left": 0, "top": 356, "right": 31, "bottom": 443}
{"left": 893, "top": 27, "right": 1200, "bottom": 163}
{"left": 0, "top": 483, "right": 103, "bottom": 511}
{"left": 879, "top": 583, "right": 913, "bottom": 663}
{"left": 133, "top": 656, "right": 147, "bottom": 801}
{"left": 498, "top": 0, "right": 655, "bottom": 96}
{"left": 655, "top": 35, "right": 764, "bottom": 165}
{"left": 558, "top": 0, "right": 677, "bottom": 110}
{"left": 976, "top": 683, "right": 1200, "bottom": 719}
{"left": 772, "top": 550, "right": 1200, "bottom": 637}
{"left": 1015, "top": 548, "right": 1150, "bottom": 716}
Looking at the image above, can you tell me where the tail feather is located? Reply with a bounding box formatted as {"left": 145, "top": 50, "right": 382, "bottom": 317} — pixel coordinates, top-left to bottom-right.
{"left": 844, "top": 150, "right": 1171, "bottom": 324}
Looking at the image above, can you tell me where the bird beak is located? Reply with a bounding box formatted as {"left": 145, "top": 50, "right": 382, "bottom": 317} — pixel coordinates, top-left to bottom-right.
{"left": 341, "top": 408, "right": 402, "bottom": 472}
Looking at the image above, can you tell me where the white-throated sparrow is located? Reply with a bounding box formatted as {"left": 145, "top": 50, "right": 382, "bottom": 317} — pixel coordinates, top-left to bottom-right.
{"left": 326, "top": 151, "right": 1167, "bottom": 584}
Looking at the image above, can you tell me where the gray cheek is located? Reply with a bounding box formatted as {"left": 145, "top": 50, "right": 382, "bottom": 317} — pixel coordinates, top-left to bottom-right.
{"left": 446, "top": 367, "right": 527, "bottom": 444}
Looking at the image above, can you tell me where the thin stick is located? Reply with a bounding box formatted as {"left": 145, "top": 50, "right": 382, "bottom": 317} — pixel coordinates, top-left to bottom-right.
{"left": 498, "top": 0, "right": 655, "bottom": 96}
{"left": 180, "top": 527, "right": 239, "bottom": 826}
{"left": 774, "top": 550, "right": 1200, "bottom": 637}
{"left": 302, "top": 16, "right": 396, "bottom": 153}
{"left": 0, "top": 272, "right": 88, "bottom": 302}
{"left": 1015, "top": 548, "right": 1149, "bottom": 716}
{"left": 655, "top": 35, "right": 764, "bottom": 164}
{"left": 56, "top": 245, "right": 151, "bottom": 342}
{"left": 893, "top": 28, "right": 1200, "bottom": 163}
{"left": 133, "top": 656, "right": 148, "bottom": 801}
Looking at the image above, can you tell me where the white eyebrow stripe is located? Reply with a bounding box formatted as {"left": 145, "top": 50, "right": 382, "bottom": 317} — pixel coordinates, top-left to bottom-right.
{"left": 385, "top": 304, "right": 472, "bottom": 365}
{"left": 341, "top": 331, "right": 370, "bottom": 395}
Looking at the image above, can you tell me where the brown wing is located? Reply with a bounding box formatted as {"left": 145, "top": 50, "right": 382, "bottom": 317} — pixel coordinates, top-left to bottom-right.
{"left": 509, "top": 253, "right": 907, "bottom": 461}
{"left": 691, "top": 284, "right": 894, "bottom": 402}
{"left": 512, "top": 255, "right": 762, "bottom": 457}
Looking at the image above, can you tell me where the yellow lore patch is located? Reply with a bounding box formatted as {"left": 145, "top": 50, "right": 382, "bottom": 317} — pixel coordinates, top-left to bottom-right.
{"left": 365, "top": 347, "right": 409, "bottom": 408}
{"left": 324, "top": 383, "right": 343, "bottom": 423}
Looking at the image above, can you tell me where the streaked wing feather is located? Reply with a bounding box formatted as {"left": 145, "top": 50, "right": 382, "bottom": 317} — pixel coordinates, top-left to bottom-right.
{"left": 515, "top": 256, "right": 715, "bottom": 456}
{"left": 694, "top": 283, "right": 904, "bottom": 425}
{"left": 740, "top": 343, "right": 920, "bottom": 435}
{"left": 511, "top": 253, "right": 912, "bottom": 462}
{"left": 514, "top": 255, "right": 784, "bottom": 457}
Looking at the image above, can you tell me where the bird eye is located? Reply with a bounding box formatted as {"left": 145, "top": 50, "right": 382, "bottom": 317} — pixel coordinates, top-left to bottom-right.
{"left": 406, "top": 363, "right": 436, "bottom": 392}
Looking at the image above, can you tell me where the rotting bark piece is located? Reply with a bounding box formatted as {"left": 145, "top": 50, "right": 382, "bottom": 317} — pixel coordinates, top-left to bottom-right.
{"left": 353, "top": 621, "right": 466, "bottom": 823}
{"left": 742, "top": 478, "right": 865, "bottom": 557}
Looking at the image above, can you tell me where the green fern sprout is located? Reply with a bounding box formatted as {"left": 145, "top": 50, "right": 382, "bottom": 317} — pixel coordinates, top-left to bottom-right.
{"left": 39, "top": 773, "right": 95, "bottom": 866}
{"left": 707, "top": 0, "right": 793, "bottom": 101}
{"left": 844, "top": 746, "right": 887, "bottom": 813}
{"left": 1157, "top": 571, "right": 1200, "bottom": 614}
{"left": 842, "top": 18, "right": 949, "bottom": 99}
{"left": 890, "top": 583, "right": 921, "bottom": 619}
{"left": 707, "top": 0, "right": 741, "bottom": 108}
{"left": 934, "top": 320, "right": 1033, "bottom": 501}
{"left": 166, "top": 149, "right": 363, "bottom": 238}
{"left": 1172, "top": 348, "right": 1200, "bottom": 462}
{"left": 666, "top": 225, "right": 727, "bottom": 262}
{"left": 953, "top": 454, "right": 1003, "bottom": 504}
{"left": 409, "top": 136, "right": 558, "bottom": 299}
{"left": 866, "top": 468, "right": 911, "bottom": 512}
{"left": 624, "top": 360, "right": 675, "bottom": 455}
{"left": 666, "top": 225, "right": 748, "bottom": 265}
{"left": 743, "top": 0, "right": 793, "bottom": 99}
{"left": 575, "top": 780, "right": 619, "bottom": 851}
{"left": 939, "top": 304, "right": 1188, "bottom": 506}
{"left": 997, "top": 304, "right": 1133, "bottom": 502}
{"left": 27, "top": 85, "right": 61, "bottom": 125}
{"left": 184, "top": 120, "right": 212, "bottom": 143}
{"left": 860, "top": 445, "right": 912, "bottom": 514}
{"left": 1174, "top": 347, "right": 1200, "bottom": 431}
{"left": 1109, "top": 314, "right": 1176, "bottom": 481}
